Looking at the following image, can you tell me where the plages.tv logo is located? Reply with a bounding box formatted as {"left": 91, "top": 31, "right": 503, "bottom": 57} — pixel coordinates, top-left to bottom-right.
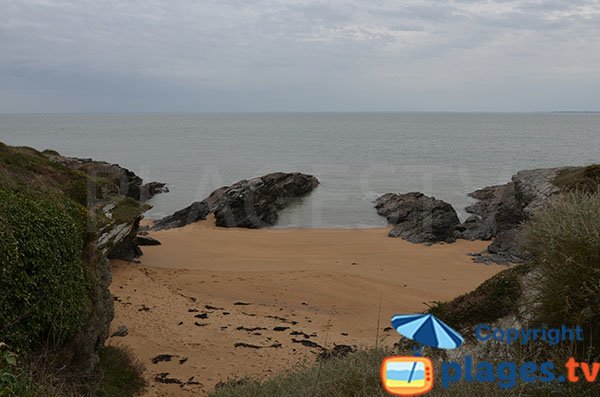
{"left": 381, "top": 313, "right": 464, "bottom": 396}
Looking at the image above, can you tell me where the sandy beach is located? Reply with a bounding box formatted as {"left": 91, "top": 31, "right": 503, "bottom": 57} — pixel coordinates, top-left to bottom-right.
{"left": 108, "top": 218, "right": 505, "bottom": 396}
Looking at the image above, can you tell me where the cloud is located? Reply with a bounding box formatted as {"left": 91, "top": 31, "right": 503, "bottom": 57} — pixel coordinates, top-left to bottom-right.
{"left": 0, "top": 0, "right": 599, "bottom": 112}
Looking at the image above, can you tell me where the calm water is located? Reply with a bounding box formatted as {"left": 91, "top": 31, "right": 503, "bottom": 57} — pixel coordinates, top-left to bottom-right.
{"left": 1, "top": 113, "right": 599, "bottom": 227}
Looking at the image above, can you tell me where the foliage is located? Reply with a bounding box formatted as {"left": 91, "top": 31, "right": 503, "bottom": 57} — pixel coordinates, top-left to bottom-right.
{"left": 0, "top": 345, "right": 145, "bottom": 397}
{"left": 522, "top": 191, "right": 600, "bottom": 356}
{"left": 0, "top": 187, "right": 90, "bottom": 349}
{"left": 0, "top": 144, "right": 89, "bottom": 207}
{"left": 553, "top": 164, "right": 600, "bottom": 194}
{"left": 427, "top": 263, "right": 531, "bottom": 331}
{"left": 93, "top": 346, "right": 146, "bottom": 397}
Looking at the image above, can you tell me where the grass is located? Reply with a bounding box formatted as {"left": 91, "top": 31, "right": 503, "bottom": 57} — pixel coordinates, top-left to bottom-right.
{"left": 94, "top": 346, "right": 146, "bottom": 397}
{"left": 522, "top": 191, "right": 600, "bottom": 357}
{"left": 209, "top": 349, "right": 391, "bottom": 397}
{"left": 0, "top": 346, "right": 146, "bottom": 397}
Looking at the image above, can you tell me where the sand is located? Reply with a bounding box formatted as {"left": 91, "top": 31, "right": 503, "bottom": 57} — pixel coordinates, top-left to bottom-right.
{"left": 108, "top": 219, "right": 506, "bottom": 396}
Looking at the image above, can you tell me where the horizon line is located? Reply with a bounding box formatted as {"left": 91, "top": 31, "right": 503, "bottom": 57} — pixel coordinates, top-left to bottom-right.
{"left": 1, "top": 110, "right": 599, "bottom": 116}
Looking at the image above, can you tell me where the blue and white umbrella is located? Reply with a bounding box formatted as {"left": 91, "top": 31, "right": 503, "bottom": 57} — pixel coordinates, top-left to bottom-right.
{"left": 391, "top": 313, "right": 464, "bottom": 353}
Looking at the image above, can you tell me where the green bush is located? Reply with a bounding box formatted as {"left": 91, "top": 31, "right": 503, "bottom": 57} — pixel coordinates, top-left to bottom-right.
{"left": 523, "top": 191, "right": 600, "bottom": 356}
{"left": 0, "top": 187, "right": 91, "bottom": 349}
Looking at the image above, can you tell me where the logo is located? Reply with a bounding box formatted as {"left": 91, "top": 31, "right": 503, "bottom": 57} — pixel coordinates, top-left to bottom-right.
{"left": 381, "top": 313, "right": 464, "bottom": 395}
{"left": 381, "top": 356, "right": 434, "bottom": 396}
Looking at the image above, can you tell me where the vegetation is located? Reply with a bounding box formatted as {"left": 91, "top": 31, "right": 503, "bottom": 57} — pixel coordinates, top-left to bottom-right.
{"left": 553, "top": 164, "right": 600, "bottom": 194}
{"left": 0, "top": 187, "right": 90, "bottom": 349}
{"left": 427, "top": 263, "right": 531, "bottom": 332}
{"left": 0, "top": 345, "right": 146, "bottom": 397}
{"left": 0, "top": 142, "right": 147, "bottom": 396}
{"left": 522, "top": 191, "right": 600, "bottom": 357}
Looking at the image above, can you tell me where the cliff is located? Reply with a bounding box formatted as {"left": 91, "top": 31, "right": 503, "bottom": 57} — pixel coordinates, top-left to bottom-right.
{"left": 0, "top": 142, "right": 162, "bottom": 373}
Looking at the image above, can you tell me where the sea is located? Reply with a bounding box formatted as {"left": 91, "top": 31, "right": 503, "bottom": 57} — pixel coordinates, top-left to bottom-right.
{"left": 1, "top": 112, "right": 599, "bottom": 228}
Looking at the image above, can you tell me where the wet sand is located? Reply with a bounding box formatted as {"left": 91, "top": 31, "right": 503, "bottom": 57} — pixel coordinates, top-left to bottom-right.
{"left": 108, "top": 220, "right": 505, "bottom": 396}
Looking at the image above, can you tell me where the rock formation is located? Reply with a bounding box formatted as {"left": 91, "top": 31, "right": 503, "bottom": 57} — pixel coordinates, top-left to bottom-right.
{"left": 457, "top": 167, "right": 572, "bottom": 263}
{"left": 376, "top": 166, "right": 589, "bottom": 263}
{"left": 48, "top": 154, "right": 168, "bottom": 202}
{"left": 154, "top": 172, "right": 319, "bottom": 230}
{"left": 374, "top": 192, "right": 460, "bottom": 243}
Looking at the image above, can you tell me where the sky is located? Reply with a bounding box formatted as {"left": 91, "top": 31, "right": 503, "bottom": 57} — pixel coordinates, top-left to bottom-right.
{"left": 1, "top": 0, "right": 599, "bottom": 113}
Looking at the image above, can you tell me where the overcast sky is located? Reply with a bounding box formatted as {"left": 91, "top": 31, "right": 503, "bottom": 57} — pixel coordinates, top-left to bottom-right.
{"left": 1, "top": 0, "right": 599, "bottom": 113}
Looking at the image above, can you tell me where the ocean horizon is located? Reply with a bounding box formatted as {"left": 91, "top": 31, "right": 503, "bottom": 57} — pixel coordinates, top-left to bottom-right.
{"left": 2, "top": 112, "right": 599, "bottom": 227}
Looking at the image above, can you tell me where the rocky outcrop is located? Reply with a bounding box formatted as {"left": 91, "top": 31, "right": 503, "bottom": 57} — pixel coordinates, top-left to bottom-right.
{"left": 47, "top": 152, "right": 169, "bottom": 261}
{"left": 152, "top": 201, "right": 210, "bottom": 231}
{"left": 212, "top": 173, "right": 319, "bottom": 228}
{"left": 458, "top": 167, "right": 569, "bottom": 263}
{"left": 47, "top": 154, "right": 168, "bottom": 202}
{"left": 154, "top": 172, "right": 319, "bottom": 230}
{"left": 375, "top": 166, "right": 584, "bottom": 262}
{"left": 374, "top": 192, "right": 460, "bottom": 243}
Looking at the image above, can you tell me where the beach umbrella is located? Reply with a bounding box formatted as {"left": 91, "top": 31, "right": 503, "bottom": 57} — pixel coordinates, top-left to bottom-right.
{"left": 391, "top": 313, "right": 464, "bottom": 353}
{"left": 390, "top": 313, "right": 464, "bottom": 386}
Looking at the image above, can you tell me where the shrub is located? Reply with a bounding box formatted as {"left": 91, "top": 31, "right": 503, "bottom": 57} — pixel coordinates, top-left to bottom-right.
{"left": 93, "top": 346, "right": 146, "bottom": 397}
{"left": 427, "top": 263, "right": 531, "bottom": 332}
{"left": 522, "top": 191, "right": 600, "bottom": 356}
{"left": 0, "top": 187, "right": 90, "bottom": 349}
{"left": 553, "top": 164, "right": 600, "bottom": 194}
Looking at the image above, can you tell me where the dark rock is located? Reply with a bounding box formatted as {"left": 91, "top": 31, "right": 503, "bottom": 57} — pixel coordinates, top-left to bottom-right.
{"left": 290, "top": 330, "right": 316, "bottom": 339}
{"left": 154, "top": 373, "right": 182, "bottom": 384}
{"left": 462, "top": 167, "right": 568, "bottom": 263}
{"left": 135, "top": 236, "right": 161, "bottom": 246}
{"left": 152, "top": 201, "right": 210, "bottom": 231}
{"left": 111, "top": 325, "right": 128, "bottom": 337}
{"left": 273, "top": 326, "right": 289, "bottom": 332}
{"left": 374, "top": 192, "right": 460, "bottom": 243}
{"left": 212, "top": 172, "right": 319, "bottom": 228}
{"left": 105, "top": 215, "right": 144, "bottom": 261}
{"left": 291, "top": 339, "right": 324, "bottom": 349}
{"left": 236, "top": 326, "right": 266, "bottom": 332}
{"left": 153, "top": 172, "right": 319, "bottom": 230}
{"left": 152, "top": 354, "right": 175, "bottom": 364}
{"left": 140, "top": 182, "right": 169, "bottom": 201}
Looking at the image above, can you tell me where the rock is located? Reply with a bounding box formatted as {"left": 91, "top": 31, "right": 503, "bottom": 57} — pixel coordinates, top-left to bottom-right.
{"left": 153, "top": 172, "right": 319, "bottom": 230}
{"left": 48, "top": 154, "right": 167, "bottom": 202}
{"left": 140, "top": 182, "right": 169, "bottom": 201}
{"left": 135, "top": 236, "right": 161, "bottom": 246}
{"left": 111, "top": 325, "right": 128, "bottom": 337}
{"left": 462, "top": 167, "right": 570, "bottom": 263}
{"left": 454, "top": 214, "right": 493, "bottom": 241}
{"left": 512, "top": 168, "right": 565, "bottom": 218}
{"left": 374, "top": 192, "right": 460, "bottom": 243}
{"left": 212, "top": 172, "right": 319, "bottom": 228}
{"left": 152, "top": 201, "right": 210, "bottom": 231}
{"left": 104, "top": 215, "right": 144, "bottom": 261}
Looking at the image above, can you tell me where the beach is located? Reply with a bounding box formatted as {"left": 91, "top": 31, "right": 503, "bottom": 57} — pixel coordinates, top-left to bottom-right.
{"left": 108, "top": 218, "right": 505, "bottom": 396}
